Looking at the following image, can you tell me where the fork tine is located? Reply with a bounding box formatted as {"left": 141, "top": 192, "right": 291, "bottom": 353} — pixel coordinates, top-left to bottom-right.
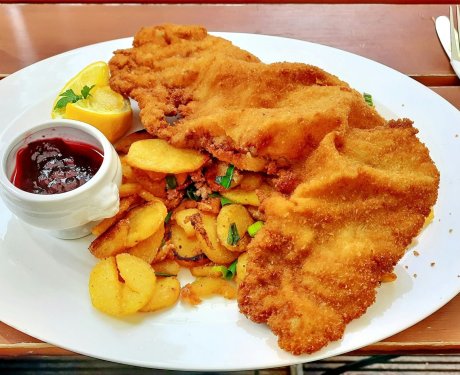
{"left": 450, "top": 6, "right": 460, "bottom": 60}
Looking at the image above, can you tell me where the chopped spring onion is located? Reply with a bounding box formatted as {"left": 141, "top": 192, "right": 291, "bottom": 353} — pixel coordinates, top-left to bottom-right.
{"left": 208, "top": 192, "right": 234, "bottom": 206}
{"left": 225, "top": 259, "right": 238, "bottom": 280}
{"left": 215, "top": 164, "right": 235, "bottom": 189}
{"left": 164, "top": 211, "right": 173, "bottom": 224}
{"left": 165, "top": 175, "right": 177, "bottom": 190}
{"left": 247, "top": 221, "right": 264, "bottom": 237}
{"left": 363, "top": 92, "right": 374, "bottom": 107}
{"left": 213, "top": 259, "right": 238, "bottom": 280}
{"left": 227, "top": 222, "right": 240, "bottom": 246}
{"left": 220, "top": 196, "right": 233, "bottom": 206}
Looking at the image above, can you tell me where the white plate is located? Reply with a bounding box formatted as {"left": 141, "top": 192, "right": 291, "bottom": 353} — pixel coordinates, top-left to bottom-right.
{"left": 0, "top": 33, "right": 459, "bottom": 371}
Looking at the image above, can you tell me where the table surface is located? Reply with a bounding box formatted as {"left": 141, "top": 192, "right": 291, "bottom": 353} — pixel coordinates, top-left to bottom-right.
{"left": 0, "top": 2, "right": 459, "bottom": 361}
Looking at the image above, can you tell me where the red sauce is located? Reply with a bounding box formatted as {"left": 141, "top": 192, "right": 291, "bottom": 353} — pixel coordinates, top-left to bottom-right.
{"left": 11, "top": 137, "right": 103, "bottom": 195}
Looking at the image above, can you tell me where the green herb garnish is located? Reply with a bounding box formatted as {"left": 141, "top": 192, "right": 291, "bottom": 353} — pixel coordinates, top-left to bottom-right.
{"left": 164, "top": 211, "right": 173, "bottom": 224}
{"left": 363, "top": 92, "right": 374, "bottom": 107}
{"left": 227, "top": 222, "right": 240, "bottom": 246}
{"left": 54, "top": 85, "right": 95, "bottom": 110}
{"left": 213, "top": 259, "right": 238, "bottom": 280}
{"left": 220, "top": 196, "right": 233, "bottom": 206}
{"left": 247, "top": 221, "right": 264, "bottom": 237}
{"left": 208, "top": 192, "right": 233, "bottom": 206}
{"left": 215, "top": 164, "right": 235, "bottom": 189}
{"left": 165, "top": 175, "right": 177, "bottom": 190}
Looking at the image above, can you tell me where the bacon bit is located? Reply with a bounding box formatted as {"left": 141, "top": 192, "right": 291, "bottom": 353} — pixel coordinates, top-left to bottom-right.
{"left": 197, "top": 198, "right": 221, "bottom": 214}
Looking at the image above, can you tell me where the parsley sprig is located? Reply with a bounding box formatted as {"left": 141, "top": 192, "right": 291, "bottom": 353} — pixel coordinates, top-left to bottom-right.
{"left": 54, "top": 85, "right": 95, "bottom": 110}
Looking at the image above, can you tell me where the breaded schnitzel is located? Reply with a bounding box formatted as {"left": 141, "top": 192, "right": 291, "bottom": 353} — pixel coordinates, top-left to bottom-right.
{"left": 238, "top": 120, "right": 439, "bottom": 354}
{"left": 109, "top": 24, "right": 439, "bottom": 354}
{"left": 109, "top": 24, "right": 385, "bottom": 172}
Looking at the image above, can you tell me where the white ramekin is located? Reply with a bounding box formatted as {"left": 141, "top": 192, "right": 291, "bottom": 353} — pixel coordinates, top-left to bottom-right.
{"left": 0, "top": 119, "right": 122, "bottom": 239}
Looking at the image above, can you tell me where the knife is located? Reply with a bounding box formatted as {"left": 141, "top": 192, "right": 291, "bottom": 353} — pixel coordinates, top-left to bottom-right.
{"left": 435, "top": 15, "right": 460, "bottom": 78}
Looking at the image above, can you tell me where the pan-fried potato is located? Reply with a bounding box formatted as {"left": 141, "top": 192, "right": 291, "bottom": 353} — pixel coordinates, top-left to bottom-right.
{"left": 140, "top": 277, "right": 181, "bottom": 312}
{"left": 239, "top": 173, "right": 263, "bottom": 191}
{"left": 128, "top": 225, "right": 165, "bottom": 264}
{"left": 153, "top": 259, "right": 181, "bottom": 276}
{"left": 127, "top": 139, "right": 207, "bottom": 173}
{"left": 91, "top": 195, "right": 141, "bottom": 237}
{"left": 90, "top": 200, "right": 167, "bottom": 258}
{"left": 89, "top": 253, "right": 156, "bottom": 317}
{"left": 115, "top": 130, "right": 153, "bottom": 154}
{"left": 216, "top": 204, "right": 253, "bottom": 251}
{"left": 125, "top": 201, "right": 167, "bottom": 247}
{"left": 197, "top": 198, "right": 220, "bottom": 214}
{"left": 221, "top": 188, "right": 260, "bottom": 206}
{"left": 119, "top": 182, "right": 142, "bottom": 197}
{"left": 170, "top": 224, "right": 208, "bottom": 267}
{"left": 181, "top": 277, "right": 237, "bottom": 305}
{"left": 120, "top": 155, "right": 135, "bottom": 181}
{"left": 235, "top": 252, "right": 248, "bottom": 285}
{"left": 192, "top": 213, "right": 238, "bottom": 264}
{"left": 89, "top": 218, "right": 130, "bottom": 258}
{"left": 174, "top": 208, "right": 199, "bottom": 237}
{"left": 132, "top": 168, "right": 166, "bottom": 198}
{"left": 137, "top": 189, "right": 164, "bottom": 203}
{"left": 190, "top": 265, "right": 223, "bottom": 278}
{"left": 152, "top": 241, "right": 173, "bottom": 263}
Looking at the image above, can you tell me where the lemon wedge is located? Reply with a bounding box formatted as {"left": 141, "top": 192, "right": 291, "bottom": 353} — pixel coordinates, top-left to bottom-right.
{"left": 51, "top": 61, "right": 132, "bottom": 143}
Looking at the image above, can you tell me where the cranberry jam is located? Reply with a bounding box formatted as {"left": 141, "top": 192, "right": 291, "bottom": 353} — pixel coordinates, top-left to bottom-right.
{"left": 11, "top": 137, "right": 103, "bottom": 195}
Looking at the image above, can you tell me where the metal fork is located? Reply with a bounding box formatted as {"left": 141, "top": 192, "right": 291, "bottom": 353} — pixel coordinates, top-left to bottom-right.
{"left": 449, "top": 6, "right": 460, "bottom": 77}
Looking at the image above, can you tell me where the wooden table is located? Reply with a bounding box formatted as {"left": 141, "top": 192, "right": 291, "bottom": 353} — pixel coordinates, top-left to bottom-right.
{"left": 0, "top": 2, "right": 459, "bottom": 362}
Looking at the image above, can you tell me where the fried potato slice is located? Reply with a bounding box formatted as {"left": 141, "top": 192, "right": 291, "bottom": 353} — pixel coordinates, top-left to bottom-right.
{"left": 140, "top": 277, "right": 181, "bottom": 312}
{"left": 235, "top": 252, "right": 248, "bottom": 285}
{"left": 128, "top": 224, "right": 165, "bottom": 264}
{"left": 126, "top": 139, "right": 207, "bottom": 173}
{"left": 89, "top": 200, "right": 167, "bottom": 258}
{"left": 216, "top": 204, "right": 254, "bottom": 251}
{"left": 125, "top": 201, "right": 167, "bottom": 247}
{"left": 191, "top": 212, "right": 238, "bottom": 264}
{"left": 239, "top": 173, "right": 263, "bottom": 191}
{"left": 120, "top": 154, "right": 135, "bottom": 181}
{"left": 91, "top": 194, "right": 142, "bottom": 237}
{"left": 132, "top": 168, "right": 167, "bottom": 198}
{"left": 170, "top": 223, "right": 208, "bottom": 267}
{"left": 153, "top": 259, "right": 181, "bottom": 276}
{"left": 90, "top": 219, "right": 130, "bottom": 259}
{"left": 119, "top": 182, "right": 142, "bottom": 197}
{"left": 221, "top": 188, "right": 260, "bottom": 206}
{"left": 173, "top": 208, "right": 200, "bottom": 237}
{"left": 89, "top": 253, "right": 156, "bottom": 316}
{"left": 190, "top": 265, "right": 223, "bottom": 278}
{"left": 181, "top": 277, "right": 237, "bottom": 305}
